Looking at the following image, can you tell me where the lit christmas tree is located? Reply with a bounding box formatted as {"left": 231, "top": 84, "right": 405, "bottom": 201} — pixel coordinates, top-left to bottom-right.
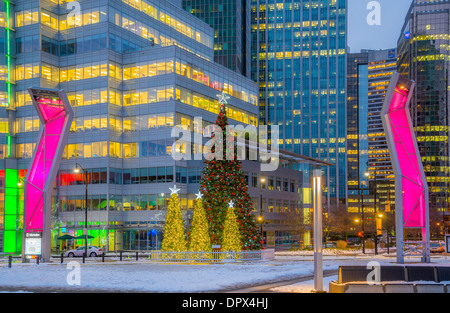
{"left": 221, "top": 200, "right": 242, "bottom": 252}
{"left": 200, "top": 91, "right": 261, "bottom": 250}
{"left": 161, "top": 185, "right": 186, "bottom": 251}
{"left": 188, "top": 192, "right": 212, "bottom": 251}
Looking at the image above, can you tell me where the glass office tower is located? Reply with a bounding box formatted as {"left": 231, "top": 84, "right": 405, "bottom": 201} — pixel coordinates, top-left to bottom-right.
{"left": 250, "top": 0, "right": 348, "bottom": 211}
{"left": 0, "top": 0, "right": 329, "bottom": 252}
{"left": 182, "top": 0, "right": 251, "bottom": 78}
{"left": 347, "top": 51, "right": 369, "bottom": 215}
{"left": 398, "top": 0, "right": 450, "bottom": 235}
{"left": 347, "top": 49, "right": 397, "bottom": 235}
{"left": 367, "top": 49, "right": 397, "bottom": 212}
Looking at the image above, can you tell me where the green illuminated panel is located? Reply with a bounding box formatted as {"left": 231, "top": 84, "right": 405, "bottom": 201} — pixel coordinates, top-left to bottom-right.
{"left": 3, "top": 231, "right": 16, "bottom": 252}
{"left": 4, "top": 214, "right": 16, "bottom": 230}
{"left": 5, "top": 168, "right": 17, "bottom": 189}
{"left": 3, "top": 169, "right": 20, "bottom": 253}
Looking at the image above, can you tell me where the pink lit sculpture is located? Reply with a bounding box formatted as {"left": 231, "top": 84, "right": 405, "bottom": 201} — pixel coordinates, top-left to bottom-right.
{"left": 381, "top": 73, "right": 430, "bottom": 263}
{"left": 22, "top": 88, "right": 73, "bottom": 262}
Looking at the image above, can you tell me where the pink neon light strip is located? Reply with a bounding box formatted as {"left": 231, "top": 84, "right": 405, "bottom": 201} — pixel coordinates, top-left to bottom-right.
{"left": 387, "top": 87, "right": 426, "bottom": 228}
{"left": 25, "top": 97, "right": 69, "bottom": 232}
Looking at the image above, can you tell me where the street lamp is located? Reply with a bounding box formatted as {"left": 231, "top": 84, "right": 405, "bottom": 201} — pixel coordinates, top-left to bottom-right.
{"left": 74, "top": 163, "right": 88, "bottom": 258}
{"left": 259, "top": 176, "right": 265, "bottom": 245}
{"left": 359, "top": 171, "right": 370, "bottom": 254}
{"left": 366, "top": 170, "right": 380, "bottom": 255}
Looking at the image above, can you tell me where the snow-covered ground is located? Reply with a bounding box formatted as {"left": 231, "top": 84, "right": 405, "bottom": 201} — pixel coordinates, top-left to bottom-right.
{"left": 0, "top": 252, "right": 449, "bottom": 293}
{"left": 0, "top": 258, "right": 331, "bottom": 292}
{"left": 271, "top": 275, "right": 339, "bottom": 293}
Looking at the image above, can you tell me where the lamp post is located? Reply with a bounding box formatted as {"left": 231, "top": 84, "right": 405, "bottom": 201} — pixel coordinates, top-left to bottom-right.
{"left": 313, "top": 169, "right": 323, "bottom": 292}
{"left": 259, "top": 176, "right": 265, "bottom": 245}
{"left": 377, "top": 213, "right": 384, "bottom": 254}
{"left": 359, "top": 171, "right": 370, "bottom": 254}
{"left": 74, "top": 163, "right": 88, "bottom": 258}
{"left": 373, "top": 171, "right": 378, "bottom": 255}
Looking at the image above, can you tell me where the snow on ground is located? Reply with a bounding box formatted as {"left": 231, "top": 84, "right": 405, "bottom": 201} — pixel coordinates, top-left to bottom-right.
{"left": 1, "top": 253, "right": 449, "bottom": 292}
{"left": 271, "top": 275, "right": 339, "bottom": 293}
{"left": 0, "top": 259, "right": 336, "bottom": 292}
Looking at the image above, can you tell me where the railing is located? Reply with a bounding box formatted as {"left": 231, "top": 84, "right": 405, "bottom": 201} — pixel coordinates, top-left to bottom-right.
{"left": 147, "top": 250, "right": 262, "bottom": 263}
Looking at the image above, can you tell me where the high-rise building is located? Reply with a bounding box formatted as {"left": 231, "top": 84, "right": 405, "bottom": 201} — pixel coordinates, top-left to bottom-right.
{"left": 182, "top": 0, "right": 251, "bottom": 78}
{"left": 398, "top": 0, "right": 450, "bottom": 235}
{"left": 0, "top": 0, "right": 328, "bottom": 253}
{"left": 347, "top": 51, "right": 369, "bottom": 215}
{"left": 250, "top": 0, "right": 348, "bottom": 210}
{"left": 367, "top": 49, "right": 397, "bottom": 211}
{"left": 347, "top": 49, "right": 397, "bottom": 234}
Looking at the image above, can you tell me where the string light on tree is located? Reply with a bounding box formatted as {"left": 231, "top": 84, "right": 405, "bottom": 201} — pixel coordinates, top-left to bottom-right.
{"left": 221, "top": 200, "right": 242, "bottom": 252}
{"left": 199, "top": 90, "right": 261, "bottom": 250}
{"left": 161, "top": 185, "right": 186, "bottom": 252}
{"left": 188, "top": 191, "right": 211, "bottom": 252}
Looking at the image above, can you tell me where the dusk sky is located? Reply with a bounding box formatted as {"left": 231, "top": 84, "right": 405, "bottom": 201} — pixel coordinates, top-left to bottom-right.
{"left": 348, "top": 0, "right": 413, "bottom": 52}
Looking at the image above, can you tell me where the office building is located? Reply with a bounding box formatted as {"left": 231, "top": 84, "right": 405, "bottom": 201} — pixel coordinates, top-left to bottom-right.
{"left": 0, "top": 0, "right": 326, "bottom": 252}
{"left": 250, "top": 0, "right": 348, "bottom": 212}
{"left": 182, "top": 0, "right": 251, "bottom": 77}
{"left": 398, "top": 0, "right": 450, "bottom": 235}
{"left": 347, "top": 49, "right": 397, "bottom": 236}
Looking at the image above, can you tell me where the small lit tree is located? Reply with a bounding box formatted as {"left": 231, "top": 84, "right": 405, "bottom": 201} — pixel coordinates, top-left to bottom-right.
{"left": 221, "top": 200, "right": 242, "bottom": 252}
{"left": 188, "top": 192, "right": 212, "bottom": 251}
{"left": 161, "top": 185, "right": 186, "bottom": 251}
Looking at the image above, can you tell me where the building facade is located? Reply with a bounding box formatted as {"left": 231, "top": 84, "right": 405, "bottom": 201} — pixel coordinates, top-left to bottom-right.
{"left": 182, "top": 0, "right": 251, "bottom": 78}
{"left": 0, "top": 0, "right": 325, "bottom": 253}
{"left": 250, "top": 0, "right": 348, "bottom": 212}
{"left": 347, "top": 51, "right": 369, "bottom": 217}
{"left": 347, "top": 49, "right": 397, "bottom": 236}
{"left": 366, "top": 49, "right": 397, "bottom": 213}
{"left": 398, "top": 0, "right": 450, "bottom": 236}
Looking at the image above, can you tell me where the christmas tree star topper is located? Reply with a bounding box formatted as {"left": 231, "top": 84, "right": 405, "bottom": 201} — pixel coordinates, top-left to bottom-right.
{"left": 169, "top": 184, "right": 180, "bottom": 195}
{"left": 217, "top": 91, "right": 230, "bottom": 105}
{"left": 228, "top": 200, "right": 234, "bottom": 208}
{"left": 195, "top": 191, "right": 203, "bottom": 200}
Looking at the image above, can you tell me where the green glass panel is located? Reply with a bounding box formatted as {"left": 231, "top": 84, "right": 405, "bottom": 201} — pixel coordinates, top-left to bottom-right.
{"left": 3, "top": 231, "right": 16, "bottom": 253}
{"left": 16, "top": 230, "right": 23, "bottom": 251}
{"left": 5, "top": 169, "right": 17, "bottom": 189}
{"left": 4, "top": 214, "right": 16, "bottom": 231}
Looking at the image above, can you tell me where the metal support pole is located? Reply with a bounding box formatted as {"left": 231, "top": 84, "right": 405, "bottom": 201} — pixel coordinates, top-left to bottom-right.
{"left": 361, "top": 187, "right": 365, "bottom": 254}
{"left": 8, "top": 255, "right": 12, "bottom": 268}
{"left": 313, "top": 169, "right": 323, "bottom": 293}
{"left": 374, "top": 172, "right": 378, "bottom": 255}
{"left": 84, "top": 167, "right": 88, "bottom": 261}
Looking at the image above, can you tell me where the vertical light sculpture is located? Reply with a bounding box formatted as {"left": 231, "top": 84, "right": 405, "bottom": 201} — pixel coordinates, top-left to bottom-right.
{"left": 381, "top": 73, "right": 430, "bottom": 263}
{"left": 22, "top": 88, "right": 74, "bottom": 262}
{"left": 313, "top": 169, "right": 323, "bottom": 292}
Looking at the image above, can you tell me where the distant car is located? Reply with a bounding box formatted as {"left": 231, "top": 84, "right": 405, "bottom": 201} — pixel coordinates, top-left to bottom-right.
{"left": 324, "top": 242, "right": 337, "bottom": 248}
{"left": 65, "top": 246, "right": 102, "bottom": 257}
{"left": 346, "top": 238, "right": 361, "bottom": 246}
{"left": 430, "top": 243, "right": 444, "bottom": 253}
